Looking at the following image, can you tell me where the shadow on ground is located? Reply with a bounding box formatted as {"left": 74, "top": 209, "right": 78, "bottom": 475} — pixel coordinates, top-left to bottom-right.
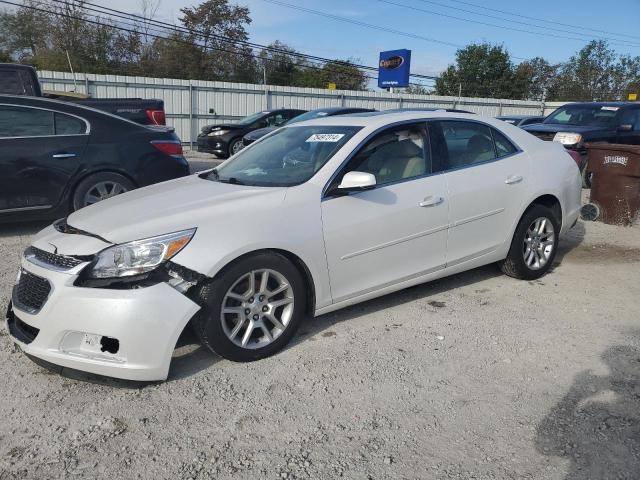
{"left": 535, "top": 331, "right": 640, "bottom": 479}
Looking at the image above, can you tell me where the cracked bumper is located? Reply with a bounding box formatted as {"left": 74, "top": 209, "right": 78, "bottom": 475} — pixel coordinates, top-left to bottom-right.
{"left": 6, "top": 257, "right": 200, "bottom": 381}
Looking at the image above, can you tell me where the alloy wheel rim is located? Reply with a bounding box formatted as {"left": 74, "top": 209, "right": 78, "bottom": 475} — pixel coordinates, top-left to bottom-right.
{"left": 220, "top": 269, "right": 294, "bottom": 349}
{"left": 231, "top": 141, "right": 243, "bottom": 154}
{"left": 523, "top": 216, "right": 555, "bottom": 270}
{"left": 84, "top": 181, "right": 127, "bottom": 206}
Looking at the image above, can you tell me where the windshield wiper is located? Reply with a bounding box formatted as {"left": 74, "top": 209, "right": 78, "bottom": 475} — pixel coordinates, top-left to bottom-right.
{"left": 219, "top": 176, "right": 245, "bottom": 185}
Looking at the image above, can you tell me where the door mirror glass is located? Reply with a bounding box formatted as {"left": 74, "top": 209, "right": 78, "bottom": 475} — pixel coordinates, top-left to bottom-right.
{"left": 337, "top": 171, "right": 377, "bottom": 191}
{"left": 618, "top": 123, "right": 633, "bottom": 132}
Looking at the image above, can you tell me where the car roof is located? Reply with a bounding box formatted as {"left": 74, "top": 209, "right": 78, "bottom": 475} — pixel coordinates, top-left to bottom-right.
{"left": 562, "top": 101, "right": 633, "bottom": 108}
{"left": 289, "top": 109, "right": 485, "bottom": 128}
{"left": 498, "top": 115, "right": 542, "bottom": 120}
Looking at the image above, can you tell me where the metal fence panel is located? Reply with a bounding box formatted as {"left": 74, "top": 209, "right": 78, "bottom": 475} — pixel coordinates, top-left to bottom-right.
{"left": 38, "top": 70, "right": 566, "bottom": 145}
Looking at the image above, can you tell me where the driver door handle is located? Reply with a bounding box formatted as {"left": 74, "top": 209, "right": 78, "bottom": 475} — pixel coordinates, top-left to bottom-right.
{"left": 505, "top": 175, "right": 523, "bottom": 185}
{"left": 52, "top": 153, "right": 77, "bottom": 159}
{"left": 419, "top": 196, "right": 444, "bottom": 207}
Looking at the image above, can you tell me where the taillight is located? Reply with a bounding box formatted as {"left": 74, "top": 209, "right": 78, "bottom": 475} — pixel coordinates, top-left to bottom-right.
{"left": 566, "top": 148, "right": 582, "bottom": 167}
{"left": 145, "top": 109, "right": 166, "bottom": 125}
{"left": 151, "top": 140, "right": 183, "bottom": 157}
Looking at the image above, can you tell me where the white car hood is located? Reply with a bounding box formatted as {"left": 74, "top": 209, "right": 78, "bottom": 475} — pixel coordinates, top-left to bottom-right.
{"left": 65, "top": 174, "right": 287, "bottom": 245}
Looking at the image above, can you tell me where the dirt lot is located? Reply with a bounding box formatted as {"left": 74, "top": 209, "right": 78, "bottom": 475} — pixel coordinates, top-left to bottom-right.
{"left": 1, "top": 181, "right": 639, "bottom": 479}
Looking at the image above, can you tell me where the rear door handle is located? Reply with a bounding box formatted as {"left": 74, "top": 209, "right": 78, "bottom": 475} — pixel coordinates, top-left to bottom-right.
{"left": 419, "top": 196, "right": 444, "bottom": 207}
{"left": 505, "top": 175, "right": 523, "bottom": 185}
{"left": 52, "top": 153, "right": 77, "bottom": 159}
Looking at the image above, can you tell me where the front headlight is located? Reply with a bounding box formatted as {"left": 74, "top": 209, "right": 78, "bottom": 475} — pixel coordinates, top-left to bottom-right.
{"left": 86, "top": 229, "right": 196, "bottom": 279}
{"left": 208, "top": 129, "right": 230, "bottom": 137}
{"left": 553, "top": 132, "right": 583, "bottom": 146}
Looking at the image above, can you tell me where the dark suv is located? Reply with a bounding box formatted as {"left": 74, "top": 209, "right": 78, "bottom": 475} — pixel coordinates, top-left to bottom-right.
{"left": 523, "top": 102, "right": 640, "bottom": 186}
{"left": 197, "top": 109, "right": 306, "bottom": 158}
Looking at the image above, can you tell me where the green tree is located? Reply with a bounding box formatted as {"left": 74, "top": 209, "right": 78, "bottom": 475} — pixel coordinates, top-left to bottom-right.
{"left": 258, "top": 41, "right": 302, "bottom": 86}
{"left": 435, "top": 43, "right": 524, "bottom": 99}
{"left": 177, "top": 0, "right": 258, "bottom": 82}
{"left": 514, "top": 57, "right": 558, "bottom": 101}
{"left": 550, "top": 40, "right": 619, "bottom": 101}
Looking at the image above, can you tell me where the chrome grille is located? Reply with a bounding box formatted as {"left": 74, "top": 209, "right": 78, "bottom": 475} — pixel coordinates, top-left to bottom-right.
{"left": 25, "top": 246, "right": 83, "bottom": 270}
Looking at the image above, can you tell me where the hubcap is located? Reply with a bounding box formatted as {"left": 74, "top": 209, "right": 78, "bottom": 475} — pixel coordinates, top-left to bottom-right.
{"left": 221, "top": 269, "right": 294, "bottom": 349}
{"left": 523, "top": 217, "right": 555, "bottom": 270}
{"left": 84, "top": 181, "right": 127, "bottom": 206}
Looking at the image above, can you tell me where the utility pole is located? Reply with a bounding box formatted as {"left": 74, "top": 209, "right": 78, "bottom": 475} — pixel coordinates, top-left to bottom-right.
{"left": 66, "top": 50, "right": 77, "bottom": 92}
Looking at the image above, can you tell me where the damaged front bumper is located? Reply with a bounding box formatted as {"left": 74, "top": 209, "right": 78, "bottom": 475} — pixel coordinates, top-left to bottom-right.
{"left": 5, "top": 226, "right": 202, "bottom": 381}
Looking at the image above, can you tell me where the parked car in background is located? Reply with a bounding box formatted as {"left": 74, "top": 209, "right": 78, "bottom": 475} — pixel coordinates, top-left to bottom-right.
{"left": 0, "top": 63, "right": 167, "bottom": 126}
{"left": 242, "top": 107, "right": 376, "bottom": 147}
{"left": 197, "top": 109, "right": 306, "bottom": 157}
{"left": 0, "top": 95, "right": 189, "bottom": 222}
{"left": 523, "top": 102, "right": 640, "bottom": 186}
{"left": 7, "top": 111, "right": 581, "bottom": 380}
{"left": 497, "top": 115, "right": 545, "bottom": 127}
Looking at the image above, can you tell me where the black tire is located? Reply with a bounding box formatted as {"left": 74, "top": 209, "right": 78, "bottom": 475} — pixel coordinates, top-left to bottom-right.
{"left": 498, "top": 204, "right": 560, "bottom": 280}
{"left": 228, "top": 138, "right": 243, "bottom": 157}
{"left": 192, "top": 252, "right": 307, "bottom": 362}
{"left": 72, "top": 172, "right": 135, "bottom": 211}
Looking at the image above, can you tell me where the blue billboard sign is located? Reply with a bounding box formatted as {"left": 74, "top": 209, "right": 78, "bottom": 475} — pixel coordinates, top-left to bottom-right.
{"left": 378, "top": 49, "right": 411, "bottom": 89}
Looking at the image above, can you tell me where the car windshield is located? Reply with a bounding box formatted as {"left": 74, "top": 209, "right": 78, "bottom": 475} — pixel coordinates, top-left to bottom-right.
{"left": 236, "top": 111, "right": 269, "bottom": 125}
{"left": 209, "top": 126, "right": 361, "bottom": 187}
{"left": 544, "top": 105, "right": 619, "bottom": 127}
{"left": 287, "top": 110, "right": 333, "bottom": 124}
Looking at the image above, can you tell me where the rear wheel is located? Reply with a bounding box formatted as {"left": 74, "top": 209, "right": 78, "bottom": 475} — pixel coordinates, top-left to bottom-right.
{"left": 192, "top": 252, "right": 306, "bottom": 362}
{"left": 72, "top": 172, "right": 134, "bottom": 211}
{"left": 499, "top": 205, "right": 560, "bottom": 280}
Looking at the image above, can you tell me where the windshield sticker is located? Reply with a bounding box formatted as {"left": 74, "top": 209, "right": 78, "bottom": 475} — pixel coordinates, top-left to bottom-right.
{"left": 601, "top": 106, "right": 619, "bottom": 111}
{"left": 306, "top": 133, "right": 345, "bottom": 142}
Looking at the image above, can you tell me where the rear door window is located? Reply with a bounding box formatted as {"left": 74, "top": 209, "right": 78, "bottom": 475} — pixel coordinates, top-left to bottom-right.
{"left": 435, "top": 121, "right": 497, "bottom": 170}
{"left": 0, "top": 105, "right": 54, "bottom": 137}
{"left": 55, "top": 112, "right": 87, "bottom": 135}
{"left": 492, "top": 129, "right": 518, "bottom": 157}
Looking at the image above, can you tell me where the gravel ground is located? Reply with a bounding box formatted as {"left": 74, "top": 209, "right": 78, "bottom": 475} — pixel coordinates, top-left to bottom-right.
{"left": 1, "top": 184, "right": 639, "bottom": 479}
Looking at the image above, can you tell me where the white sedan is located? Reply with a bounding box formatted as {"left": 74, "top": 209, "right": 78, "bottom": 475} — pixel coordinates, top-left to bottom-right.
{"left": 7, "top": 111, "right": 582, "bottom": 380}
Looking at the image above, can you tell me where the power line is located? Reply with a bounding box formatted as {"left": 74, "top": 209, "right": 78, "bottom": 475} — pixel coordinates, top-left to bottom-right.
{"left": 390, "top": 0, "right": 640, "bottom": 48}
{"left": 64, "top": 0, "right": 438, "bottom": 82}
{"left": 413, "top": 0, "right": 640, "bottom": 46}
{"left": 259, "top": 0, "right": 472, "bottom": 52}
{"left": 1, "top": 0, "right": 435, "bottom": 88}
{"left": 444, "top": 0, "right": 640, "bottom": 42}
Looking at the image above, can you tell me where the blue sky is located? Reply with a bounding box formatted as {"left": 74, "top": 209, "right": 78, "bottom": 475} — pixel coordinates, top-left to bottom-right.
{"left": 100, "top": 0, "right": 640, "bottom": 87}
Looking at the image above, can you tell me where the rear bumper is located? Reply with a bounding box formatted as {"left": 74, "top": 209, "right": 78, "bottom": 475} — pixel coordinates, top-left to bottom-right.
{"left": 6, "top": 258, "right": 200, "bottom": 381}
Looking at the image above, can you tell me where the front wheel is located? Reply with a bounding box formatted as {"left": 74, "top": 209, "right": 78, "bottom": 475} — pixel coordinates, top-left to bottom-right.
{"left": 498, "top": 205, "right": 560, "bottom": 280}
{"left": 228, "top": 138, "right": 244, "bottom": 157}
{"left": 192, "top": 252, "right": 306, "bottom": 362}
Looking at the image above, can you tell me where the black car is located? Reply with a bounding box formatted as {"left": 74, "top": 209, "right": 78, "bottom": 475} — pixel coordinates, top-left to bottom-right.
{"left": 497, "top": 115, "right": 545, "bottom": 127}
{"left": 242, "top": 107, "right": 377, "bottom": 147}
{"left": 523, "top": 102, "right": 640, "bottom": 186}
{"left": 197, "top": 109, "right": 306, "bottom": 158}
{"left": 0, "top": 95, "right": 189, "bottom": 223}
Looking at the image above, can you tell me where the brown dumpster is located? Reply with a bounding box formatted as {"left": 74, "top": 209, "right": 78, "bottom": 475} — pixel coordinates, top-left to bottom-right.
{"left": 586, "top": 143, "right": 640, "bottom": 225}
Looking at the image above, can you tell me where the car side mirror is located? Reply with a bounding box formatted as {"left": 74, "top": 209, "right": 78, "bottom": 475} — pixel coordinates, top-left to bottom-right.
{"left": 336, "top": 171, "right": 377, "bottom": 192}
{"left": 256, "top": 121, "right": 268, "bottom": 128}
{"left": 617, "top": 124, "right": 633, "bottom": 132}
